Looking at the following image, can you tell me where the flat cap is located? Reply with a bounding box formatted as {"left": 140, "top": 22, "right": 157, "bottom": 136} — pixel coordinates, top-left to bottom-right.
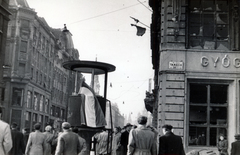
{"left": 62, "top": 122, "right": 71, "bottom": 129}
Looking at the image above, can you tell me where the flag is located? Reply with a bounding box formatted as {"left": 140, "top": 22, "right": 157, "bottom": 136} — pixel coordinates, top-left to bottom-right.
{"left": 135, "top": 25, "right": 146, "bottom": 36}
{"left": 131, "top": 24, "right": 146, "bottom": 36}
{"left": 79, "top": 82, "right": 107, "bottom": 128}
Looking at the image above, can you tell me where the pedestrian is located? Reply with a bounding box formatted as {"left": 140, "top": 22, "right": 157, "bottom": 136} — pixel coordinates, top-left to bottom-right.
{"left": 230, "top": 134, "right": 240, "bottom": 155}
{"left": 55, "top": 122, "right": 81, "bottom": 155}
{"left": 120, "top": 123, "right": 132, "bottom": 155}
{"left": 197, "top": 133, "right": 206, "bottom": 145}
{"left": 159, "top": 124, "right": 185, "bottom": 155}
{"left": 0, "top": 107, "right": 12, "bottom": 155}
{"left": 22, "top": 127, "right": 30, "bottom": 148}
{"left": 72, "top": 127, "right": 87, "bottom": 155}
{"left": 43, "top": 125, "right": 54, "bottom": 155}
{"left": 8, "top": 122, "right": 25, "bottom": 155}
{"left": 218, "top": 134, "right": 228, "bottom": 155}
{"left": 94, "top": 128, "right": 111, "bottom": 155}
{"left": 25, "top": 123, "right": 46, "bottom": 155}
{"left": 51, "top": 129, "right": 60, "bottom": 155}
{"left": 112, "top": 126, "right": 122, "bottom": 155}
{"left": 127, "top": 116, "right": 157, "bottom": 155}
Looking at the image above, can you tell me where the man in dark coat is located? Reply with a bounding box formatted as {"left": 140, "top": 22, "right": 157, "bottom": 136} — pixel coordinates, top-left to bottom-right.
{"left": 231, "top": 134, "right": 240, "bottom": 155}
{"left": 159, "top": 124, "right": 185, "bottom": 155}
{"left": 8, "top": 122, "right": 25, "bottom": 155}
{"left": 120, "top": 123, "right": 132, "bottom": 155}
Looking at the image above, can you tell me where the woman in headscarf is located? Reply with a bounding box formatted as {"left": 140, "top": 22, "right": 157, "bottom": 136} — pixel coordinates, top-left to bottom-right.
{"left": 25, "top": 123, "right": 46, "bottom": 155}
{"left": 43, "top": 125, "right": 54, "bottom": 155}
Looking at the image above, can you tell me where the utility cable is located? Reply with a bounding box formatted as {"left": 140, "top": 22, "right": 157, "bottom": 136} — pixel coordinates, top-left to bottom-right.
{"left": 70, "top": 3, "right": 142, "bottom": 25}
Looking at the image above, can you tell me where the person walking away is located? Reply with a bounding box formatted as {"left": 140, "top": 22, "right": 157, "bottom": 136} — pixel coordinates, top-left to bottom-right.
{"left": 231, "top": 134, "right": 240, "bottom": 155}
{"left": 94, "top": 128, "right": 111, "bottom": 155}
{"left": 8, "top": 122, "right": 25, "bottom": 155}
{"left": 127, "top": 116, "right": 157, "bottom": 155}
{"left": 120, "top": 123, "right": 132, "bottom": 155}
{"left": 159, "top": 124, "right": 185, "bottom": 155}
{"left": 218, "top": 134, "right": 228, "bottom": 155}
{"left": 112, "top": 126, "right": 122, "bottom": 155}
{"left": 55, "top": 122, "right": 81, "bottom": 155}
{"left": 22, "top": 128, "right": 30, "bottom": 148}
{"left": 72, "top": 127, "right": 87, "bottom": 155}
{"left": 43, "top": 125, "right": 54, "bottom": 155}
{"left": 25, "top": 123, "right": 46, "bottom": 155}
{"left": 0, "top": 107, "right": 12, "bottom": 155}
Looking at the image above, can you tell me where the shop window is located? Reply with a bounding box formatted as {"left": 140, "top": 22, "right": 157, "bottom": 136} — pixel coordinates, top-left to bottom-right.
{"left": 12, "top": 88, "right": 23, "bottom": 106}
{"left": 32, "top": 113, "right": 38, "bottom": 127}
{"left": 189, "top": 84, "right": 228, "bottom": 146}
{"left": 26, "top": 91, "right": 32, "bottom": 108}
{"left": 25, "top": 111, "right": 31, "bottom": 128}
{"left": 38, "top": 115, "right": 43, "bottom": 123}
{"left": 33, "top": 93, "right": 38, "bottom": 111}
{"left": 45, "top": 99, "right": 49, "bottom": 113}
{"left": 39, "top": 95, "right": 43, "bottom": 111}
{"left": 11, "top": 109, "right": 21, "bottom": 128}
{"left": 189, "top": 0, "right": 229, "bottom": 50}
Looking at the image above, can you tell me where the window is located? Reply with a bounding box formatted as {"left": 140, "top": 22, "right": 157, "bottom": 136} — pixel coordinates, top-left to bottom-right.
{"left": 18, "top": 63, "right": 25, "bottom": 76}
{"left": 11, "top": 109, "right": 21, "bottom": 128}
{"left": 12, "top": 88, "right": 23, "bottom": 106}
{"left": 33, "top": 93, "right": 38, "bottom": 110}
{"left": 19, "top": 41, "right": 27, "bottom": 61}
{"left": 189, "top": 0, "right": 229, "bottom": 50}
{"left": 26, "top": 91, "right": 32, "bottom": 108}
{"left": 45, "top": 99, "right": 49, "bottom": 113}
{"left": 188, "top": 84, "right": 228, "bottom": 146}
{"left": 25, "top": 111, "right": 31, "bottom": 129}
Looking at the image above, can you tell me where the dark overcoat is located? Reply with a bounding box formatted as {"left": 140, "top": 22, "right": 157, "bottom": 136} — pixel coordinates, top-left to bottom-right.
{"left": 231, "top": 140, "right": 240, "bottom": 155}
{"left": 159, "top": 131, "right": 185, "bottom": 155}
{"left": 8, "top": 128, "right": 25, "bottom": 155}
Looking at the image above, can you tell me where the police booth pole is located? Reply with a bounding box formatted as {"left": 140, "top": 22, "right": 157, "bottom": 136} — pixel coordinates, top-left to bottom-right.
{"left": 62, "top": 60, "right": 116, "bottom": 155}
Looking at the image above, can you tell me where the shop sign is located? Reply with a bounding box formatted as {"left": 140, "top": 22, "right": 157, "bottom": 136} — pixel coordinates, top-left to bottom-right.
{"left": 201, "top": 54, "right": 240, "bottom": 68}
{"left": 169, "top": 61, "right": 184, "bottom": 69}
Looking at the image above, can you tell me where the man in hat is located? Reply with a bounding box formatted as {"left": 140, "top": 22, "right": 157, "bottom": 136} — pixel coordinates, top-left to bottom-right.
{"left": 0, "top": 107, "right": 12, "bottom": 155}
{"left": 55, "top": 122, "right": 81, "bottom": 155}
{"left": 127, "top": 116, "right": 157, "bottom": 155}
{"left": 8, "top": 122, "right": 25, "bottom": 155}
{"left": 230, "top": 134, "right": 240, "bottom": 155}
{"left": 120, "top": 123, "right": 132, "bottom": 155}
{"left": 159, "top": 124, "right": 185, "bottom": 155}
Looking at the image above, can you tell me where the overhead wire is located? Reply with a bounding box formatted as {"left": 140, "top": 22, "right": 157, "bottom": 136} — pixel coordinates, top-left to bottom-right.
{"left": 69, "top": 3, "right": 142, "bottom": 25}
{"left": 137, "top": 0, "right": 152, "bottom": 12}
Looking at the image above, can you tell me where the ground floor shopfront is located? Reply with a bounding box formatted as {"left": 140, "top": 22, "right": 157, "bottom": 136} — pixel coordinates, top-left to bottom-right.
{"left": 157, "top": 50, "right": 240, "bottom": 153}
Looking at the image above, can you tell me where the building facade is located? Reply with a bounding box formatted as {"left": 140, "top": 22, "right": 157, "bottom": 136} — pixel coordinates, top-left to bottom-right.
{"left": 0, "top": 0, "right": 11, "bottom": 112}
{"left": 149, "top": 0, "right": 240, "bottom": 153}
{"left": 3, "top": 0, "right": 79, "bottom": 131}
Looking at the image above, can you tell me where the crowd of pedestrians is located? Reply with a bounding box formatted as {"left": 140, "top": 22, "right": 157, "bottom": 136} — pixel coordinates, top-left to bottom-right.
{"left": 93, "top": 115, "right": 184, "bottom": 155}
{"left": 2, "top": 105, "right": 240, "bottom": 155}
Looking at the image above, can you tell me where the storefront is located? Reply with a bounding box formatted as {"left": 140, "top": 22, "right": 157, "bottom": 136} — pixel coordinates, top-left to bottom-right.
{"left": 158, "top": 50, "right": 240, "bottom": 153}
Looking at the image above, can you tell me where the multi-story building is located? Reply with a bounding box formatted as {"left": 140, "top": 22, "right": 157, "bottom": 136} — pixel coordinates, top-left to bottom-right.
{"left": 0, "top": 0, "right": 11, "bottom": 111}
{"left": 3, "top": 0, "right": 79, "bottom": 131}
{"left": 149, "top": 0, "right": 240, "bottom": 153}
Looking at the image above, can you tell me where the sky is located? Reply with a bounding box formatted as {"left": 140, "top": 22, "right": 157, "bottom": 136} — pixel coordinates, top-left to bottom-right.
{"left": 27, "top": 0, "right": 154, "bottom": 119}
